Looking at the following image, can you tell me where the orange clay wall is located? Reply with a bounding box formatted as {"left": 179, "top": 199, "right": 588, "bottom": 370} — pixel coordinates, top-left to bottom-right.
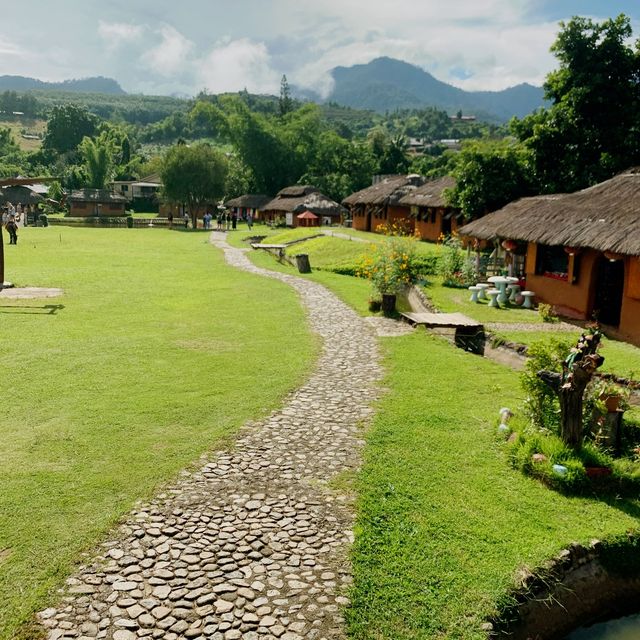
{"left": 415, "top": 210, "right": 442, "bottom": 241}
{"left": 524, "top": 244, "right": 599, "bottom": 319}
{"left": 620, "top": 257, "right": 640, "bottom": 346}
{"left": 388, "top": 206, "right": 415, "bottom": 234}
{"left": 351, "top": 211, "right": 368, "bottom": 232}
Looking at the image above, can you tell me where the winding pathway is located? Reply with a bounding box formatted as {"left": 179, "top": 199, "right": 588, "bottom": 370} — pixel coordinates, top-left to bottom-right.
{"left": 38, "top": 235, "right": 384, "bottom": 640}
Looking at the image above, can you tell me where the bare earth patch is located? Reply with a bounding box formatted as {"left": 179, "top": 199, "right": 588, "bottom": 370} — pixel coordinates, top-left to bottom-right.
{"left": 0, "top": 287, "right": 63, "bottom": 299}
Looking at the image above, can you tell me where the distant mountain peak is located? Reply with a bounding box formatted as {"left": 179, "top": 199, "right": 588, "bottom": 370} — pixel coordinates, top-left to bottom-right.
{"left": 0, "top": 75, "right": 126, "bottom": 95}
{"left": 326, "top": 57, "right": 546, "bottom": 122}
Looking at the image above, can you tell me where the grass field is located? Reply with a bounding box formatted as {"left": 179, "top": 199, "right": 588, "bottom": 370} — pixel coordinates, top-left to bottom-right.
{"left": 238, "top": 232, "right": 640, "bottom": 638}
{"left": 0, "top": 118, "right": 45, "bottom": 152}
{"left": 0, "top": 227, "right": 316, "bottom": 639}
{"left": 346, "top": 332, "right": 640, "bottom": 639}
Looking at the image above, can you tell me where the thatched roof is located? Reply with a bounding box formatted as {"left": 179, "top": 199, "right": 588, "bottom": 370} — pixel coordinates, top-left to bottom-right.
{"left": 68, "top": 189, "right": 128, "bottom": 204}
{"left": 297, "top": 211, "right": 318, "bottom": 219}
{"left": 224, "top": 194, "right": 272, "bottom": 209}
{"left": 276, "top": 185, "right": 319, "bottom": 198}
{"left": 458, "top": 169, "right": 640, "bottom": 256}
{"left": 398, "top": 176, "right": 456, "bottom": 208}
{"left": 0, "top": 185, "right": 44, "bottom": 205}
{"left": 342, "top": 174, "right": 426, "bottom": 207}
{"left": 263, "top": 186, "right": 346, "bottom": 217}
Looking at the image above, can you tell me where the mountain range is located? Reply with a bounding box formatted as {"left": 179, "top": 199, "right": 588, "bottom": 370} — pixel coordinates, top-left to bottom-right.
{"left": 318, "top": 57, "right": 547, "bottom": 121}
{"left": 0, "top": 57, "right": 547, "bottom": 122}
{"left": 0, "top": 75, "right": 125, "bottom": 95}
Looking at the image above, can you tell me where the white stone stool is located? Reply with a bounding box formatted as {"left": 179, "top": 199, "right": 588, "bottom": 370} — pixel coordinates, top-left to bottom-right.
{"left": 487, "top": 288, "right": 500, "bottom": 308}
{"left": 468, "top": 285, "right": 480, "bottom": 303}
{"left": 507, "top": 283, "right": 521, "bottom": 303}
{"left": 476, "top": 283, "right": 490, "bottom": 300}
{"left": 521, "top": 290, "right": 535, "bottom": 309}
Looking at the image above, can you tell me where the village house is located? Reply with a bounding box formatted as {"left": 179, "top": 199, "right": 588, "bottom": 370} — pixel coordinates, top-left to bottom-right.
{"left": 68, "top": 189, "right": 128, "bottom": 217}
{"left": 262, "top": 186, "right": 346, "bottom": 227}
{"left": 397, "top": 175, "right": 460, "bottom": 241}
{"left": 342, "top": 174, "right": 425, "bottom": 234}
{"left": 112, "top": 173, "right": 163, "bottom": 211}
{"left": 224, "top": 194, "right": 272, "bottom": 221}
{"left": 458, "top": 169, "right": 640, "bottom": 346}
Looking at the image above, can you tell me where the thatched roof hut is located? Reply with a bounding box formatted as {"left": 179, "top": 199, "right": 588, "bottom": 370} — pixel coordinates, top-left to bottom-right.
{"left": 0, "top": 185, "right": 44, "bottom": 205}
{"left": 68, "top": 189, "right": 128, "bottom": 204}
{"left": 342, "top": 175, "right": 425, "bottom": 207}
{"left": 398, "top": 176, "right": 455, "bottom": 208}
{"left": 224, "top": 194, "right": 272, "bottom": 209}
{"left": 263, "top": 186, "right": 346, "bottom": 218}
{"left": 458, "top": 169, "right": 640, "bottom": 256}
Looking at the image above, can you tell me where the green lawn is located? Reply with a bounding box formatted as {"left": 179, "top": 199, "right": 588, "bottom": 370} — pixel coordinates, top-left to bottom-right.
{"left": 237, "top": 237, "right": 640, "bottom": 638}
{"left": 0, "top": 227, "right": 316, "bottom": 639}
{"left": 347, "top": 332, "right": 640, "bottom": 639}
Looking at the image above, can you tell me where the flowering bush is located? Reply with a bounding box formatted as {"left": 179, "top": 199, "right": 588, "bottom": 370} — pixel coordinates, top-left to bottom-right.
{"left": 357, "top": 236, "right": 421, "bottom": 296}
{"left": 438, "top": 232, "right": 478, "bottom": 287}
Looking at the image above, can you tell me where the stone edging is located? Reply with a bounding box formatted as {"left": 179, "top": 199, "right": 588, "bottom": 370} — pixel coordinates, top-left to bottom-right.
{"left": 488, "top": 537, "right": 640, "bottom": 639}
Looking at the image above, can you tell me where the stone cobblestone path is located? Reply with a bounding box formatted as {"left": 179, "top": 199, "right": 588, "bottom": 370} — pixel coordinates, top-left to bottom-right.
{"left": 38, "top": 234, "right": 383, "bottom": 640}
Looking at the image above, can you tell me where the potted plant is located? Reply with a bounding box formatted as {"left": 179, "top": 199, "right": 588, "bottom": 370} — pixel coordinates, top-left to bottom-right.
{"left": 592, "top": 379, "right": 630, "bottom": 414}
{"left": 357, "top": 235, "right": 421, "bottom": 316}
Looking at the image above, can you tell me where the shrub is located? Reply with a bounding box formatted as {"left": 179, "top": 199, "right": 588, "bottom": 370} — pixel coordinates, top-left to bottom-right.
{"left": 538, "top": 303, "right": 557, "bottom": 323}
{"left": 438, "top": 232, "right": 478, "bottom": 287}
{"left": 357, "top": 235, "right": 422, "bottom": 296}
{"left": 38, "top": 213, "right": 48, "bottom": 227}
{"left": 521, "top": 338, "right": 573, "bottom": 431}
{"left": 126, "top": 215, "right": 134, "bottom": 229}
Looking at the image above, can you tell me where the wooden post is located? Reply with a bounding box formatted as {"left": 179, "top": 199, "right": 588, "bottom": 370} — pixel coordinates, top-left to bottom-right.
{"left": 295, "top": 254, "right": 311, "bottom": 273}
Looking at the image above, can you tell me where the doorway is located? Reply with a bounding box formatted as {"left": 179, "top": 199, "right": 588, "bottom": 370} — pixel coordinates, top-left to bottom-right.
{"left": 593, "top": 256, "right": 625, "bottom": 326}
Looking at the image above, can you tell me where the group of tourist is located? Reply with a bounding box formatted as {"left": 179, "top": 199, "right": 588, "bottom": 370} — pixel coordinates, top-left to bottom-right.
{"left": 1, "top": 201, "right": 32, "bottom": 245}
{"left": 167, "top": 209, "right": 255, "bottom": 231}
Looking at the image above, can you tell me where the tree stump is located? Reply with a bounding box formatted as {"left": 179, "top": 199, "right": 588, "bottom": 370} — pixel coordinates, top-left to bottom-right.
{"left": 538, "top": 330, "right": 604, "bottom": 447}
{"left": 295, "top": 254, "right": 311, "bottom": 273}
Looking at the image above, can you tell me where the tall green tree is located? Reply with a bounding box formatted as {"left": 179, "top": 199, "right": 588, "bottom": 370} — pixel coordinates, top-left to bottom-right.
{"left": 42, "top": 104, "right": 97, "bottom": 155}
{"left": 512, "top": 14, "right": 640, "bottom": 192}
{"left": 279, "top": 75, "right": 293, "bottom": 117}
{"left": 80, "top": 132, "right": 117, "bottom": 189}
{"left": 445, "top": 140, "right": 533, "bottom": 220}
{"left": 161, "top": 143, "right": 228, "bottom": 228}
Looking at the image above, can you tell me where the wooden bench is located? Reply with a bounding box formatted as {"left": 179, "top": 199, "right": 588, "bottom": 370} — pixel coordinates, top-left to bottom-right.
{"left": 400, "top": 312, "right": 485, "bottom": 354}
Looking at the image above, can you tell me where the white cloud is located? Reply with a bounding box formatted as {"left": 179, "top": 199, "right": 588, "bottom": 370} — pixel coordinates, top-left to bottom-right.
{"left": 141, "top": 25, "right": 195, "bottom": 77}
{"left": 98, "top": 21, "right": 144, "bottom": 50}
{"left": 197, "top": 39, "right": 280, "bottom": 94}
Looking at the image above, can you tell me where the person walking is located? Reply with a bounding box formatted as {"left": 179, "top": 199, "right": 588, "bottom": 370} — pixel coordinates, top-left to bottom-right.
{"left": 183, "top": 211, "right": 189, "bottom": 229}
{"left": 225, "top": 212, "right": 231, "bottom": 231}
{"left": 231, "top": 213, "right": 237, "bottom": 230}
{"left": 6, "top": 211, "right": 18, "bottom": 244}
{"left": 246, "top": 212, "right": 253, "bottom": 230}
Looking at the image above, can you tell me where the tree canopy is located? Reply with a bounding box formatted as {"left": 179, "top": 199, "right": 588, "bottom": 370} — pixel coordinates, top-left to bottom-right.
{"left": 161, "top": 143, "right": 228, "bottom": 226}
{"left": 42, "top": 104, "right": 98, "bottom": 155}
{"left": 512, "top": 14, "right": 640, "bottom": 193}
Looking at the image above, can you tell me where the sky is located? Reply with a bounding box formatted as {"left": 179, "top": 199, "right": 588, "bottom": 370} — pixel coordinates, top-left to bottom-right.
{"left": 1, "top": 1, "right": 638, "bottom": 97}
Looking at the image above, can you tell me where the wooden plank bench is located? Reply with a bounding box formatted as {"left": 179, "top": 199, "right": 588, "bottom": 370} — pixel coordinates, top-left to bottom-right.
{"left": 400, "top": 312, "right": 485, "bottom": 354}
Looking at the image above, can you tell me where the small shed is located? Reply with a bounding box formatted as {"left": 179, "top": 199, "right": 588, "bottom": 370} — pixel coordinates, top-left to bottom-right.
{"left": 296, "top": 211, "right": 319, "bottom": 227}
{"left": 262, "top": 186, "right": 346, "bottom": 227}
{"left": 68, "top": 189, "right": 128, "bottom": 217}
{"left": 224, "top": 194, "right": 272, "bottom": 221}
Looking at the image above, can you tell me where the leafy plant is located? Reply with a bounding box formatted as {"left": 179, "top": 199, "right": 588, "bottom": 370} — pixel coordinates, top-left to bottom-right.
{"left": 357, "top": 235, "right": 422, "bottom": 296}
{"left": 521, "top": 337, "right": 574, "bottom": 431}
{"left": 437, "top": 232, "right": 477, "bottom": 287}
{"left": 538, "top": 303, "right": 557, "bottom": 323}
